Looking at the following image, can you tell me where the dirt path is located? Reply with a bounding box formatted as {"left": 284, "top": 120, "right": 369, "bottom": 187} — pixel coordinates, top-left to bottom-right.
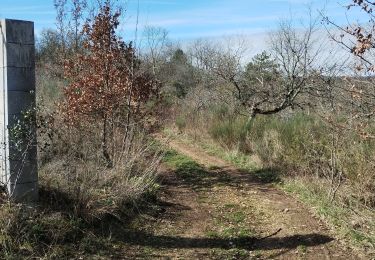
{"left": 121, "top": 137, "right": 362, "bottom": 259}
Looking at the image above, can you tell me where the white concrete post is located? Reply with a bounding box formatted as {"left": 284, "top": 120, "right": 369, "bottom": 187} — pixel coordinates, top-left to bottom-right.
{"left": 0, "top": 19, "right": 38, "bottom": 202}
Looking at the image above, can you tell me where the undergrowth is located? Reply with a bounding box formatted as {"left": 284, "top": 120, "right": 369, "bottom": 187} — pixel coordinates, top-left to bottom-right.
{"left": 0, "top": 68, "right": 163, "bottom": 258}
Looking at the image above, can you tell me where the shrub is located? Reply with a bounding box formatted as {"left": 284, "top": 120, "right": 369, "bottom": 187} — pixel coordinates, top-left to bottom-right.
{"left": 38, "top": 121, "right": 162, "bottom": 222}
{"left": 175, "top": 115, "right": 187, "bottom": 132}
{"left": 248, "top": 113, "right": 375, "bottom": 207}
{"left": 207, "top": 106, "right": 248, "bottom": 150}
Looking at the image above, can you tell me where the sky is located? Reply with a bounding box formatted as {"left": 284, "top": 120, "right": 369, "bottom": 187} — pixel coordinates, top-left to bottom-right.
{"left": 0, "top": 0, "right": 365, "bottom": 55}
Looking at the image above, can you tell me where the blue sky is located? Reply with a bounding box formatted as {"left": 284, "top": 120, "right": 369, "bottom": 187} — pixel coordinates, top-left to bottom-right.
{"left": 0, "top": 0, "right": 363, "bottom": 41}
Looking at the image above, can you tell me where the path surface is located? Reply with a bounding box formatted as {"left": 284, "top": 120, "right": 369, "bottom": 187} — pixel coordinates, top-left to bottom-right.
{"left": 121, "top": 137, "right": 362, "bottom": 259}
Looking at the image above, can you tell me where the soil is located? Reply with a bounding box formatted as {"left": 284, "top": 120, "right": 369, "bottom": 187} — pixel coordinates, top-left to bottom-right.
{"left": 118, "top": 136, "right": 364, "bottom": 259}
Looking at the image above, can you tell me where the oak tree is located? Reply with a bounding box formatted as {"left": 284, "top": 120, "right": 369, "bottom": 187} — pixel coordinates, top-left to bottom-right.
{"left": 63, "top": 1, "right": 157, "bottom": 166}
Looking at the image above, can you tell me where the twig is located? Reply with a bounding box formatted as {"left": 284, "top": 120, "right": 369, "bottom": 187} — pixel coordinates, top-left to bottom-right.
{"left": 259, "top": 228, "right": 283, "bottom": 240}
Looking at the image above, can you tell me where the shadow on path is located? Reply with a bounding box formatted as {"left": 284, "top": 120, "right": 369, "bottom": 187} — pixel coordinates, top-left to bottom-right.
{"left": 163, "top": 155, "right": 281, "bottom": 192}
{"left": 113, "top": 228, "right": 333, "bottom": 251}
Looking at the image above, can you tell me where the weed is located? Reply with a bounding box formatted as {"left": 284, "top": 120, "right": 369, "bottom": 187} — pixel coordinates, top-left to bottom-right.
{"left": 228, "top": 211, "right": 246, "bottom": 224}
{"left": 297, "top": 245, "right": 307, "bottom": 253}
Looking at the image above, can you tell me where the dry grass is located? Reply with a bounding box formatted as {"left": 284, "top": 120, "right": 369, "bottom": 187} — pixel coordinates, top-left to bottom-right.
{"left": 0, "top": 129, "right": 162, "bottom": 258}
{"left": 39, "top": 132, "right": 162, "bottom": 222}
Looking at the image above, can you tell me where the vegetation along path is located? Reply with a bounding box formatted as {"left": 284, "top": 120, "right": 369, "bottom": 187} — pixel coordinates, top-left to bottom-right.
{"left": 121, "top": 136, "right": 363, "bottom": 259}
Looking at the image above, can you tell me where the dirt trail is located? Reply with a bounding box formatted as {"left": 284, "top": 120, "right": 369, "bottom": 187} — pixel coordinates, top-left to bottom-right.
{"left": 123, "top": 137, "right": 363, "bottom": 259}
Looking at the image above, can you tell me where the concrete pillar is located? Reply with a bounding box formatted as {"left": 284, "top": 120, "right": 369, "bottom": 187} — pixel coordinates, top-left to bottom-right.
{"left": 0, "top": 19, "right": 38, "bottom": 202}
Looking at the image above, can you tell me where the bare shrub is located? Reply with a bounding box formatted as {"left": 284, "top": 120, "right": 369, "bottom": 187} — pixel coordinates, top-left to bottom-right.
{"left": 40, "top": 128, "right": 161, "bottom": 222}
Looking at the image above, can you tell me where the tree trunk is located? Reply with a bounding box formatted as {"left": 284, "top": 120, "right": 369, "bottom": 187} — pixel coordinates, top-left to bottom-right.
{"left": 245, "top": 109, "right": 257, "bottom": 134}
{"left": 102, "top": 114, "right": 112, "bottom": 167}
{"left": 239, "top": 109, "right": 257, "bottom": 152}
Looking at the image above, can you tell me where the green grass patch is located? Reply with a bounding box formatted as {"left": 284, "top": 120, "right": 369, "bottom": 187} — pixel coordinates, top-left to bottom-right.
{"left": 207, "top": 203, "right": 256, "bottom": 241}
{"left": 200, "top": 141, "right": 258, "bottom": 172}
{"left": 163, "top": 150, "right": 209, "bottom": 180}
{"left": 165, "top": 131, "right": 282, "bottom": 184}
{"left": 228, "top": 211, "right": 246, "bottom": 224}
{"left": 164, "top": 129, "right": 263, "bottom": 173}
{"left": 221, "top": 227, "right": 254, "bottom": 239}
{"left": 223, "top": 204, "right": 237, "bottom": 209}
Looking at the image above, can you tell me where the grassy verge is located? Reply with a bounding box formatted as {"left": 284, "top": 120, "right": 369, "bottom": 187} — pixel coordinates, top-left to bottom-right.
{"left": 283, "top": 178, "right": 375, "bottom": 253}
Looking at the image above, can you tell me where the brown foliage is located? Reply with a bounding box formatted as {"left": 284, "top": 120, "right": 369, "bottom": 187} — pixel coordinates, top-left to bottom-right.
{"left": 326, "top": 1, "right": 375, "bottom": 71}
{"left": 323, "top": 1, "right": 375, "bottom": 137}
{"left": 62, "top": 1, "right": 159, "bottom": 165}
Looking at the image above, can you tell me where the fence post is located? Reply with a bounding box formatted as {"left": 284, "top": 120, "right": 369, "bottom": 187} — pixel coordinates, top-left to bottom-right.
{"left": 0, "top": 19, "right": 38, "bottom": 202}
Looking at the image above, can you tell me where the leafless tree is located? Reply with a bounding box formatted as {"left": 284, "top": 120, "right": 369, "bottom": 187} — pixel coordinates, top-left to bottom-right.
{"left": 267, "top": 16, "right": 322, "bottom": 113}
{"left": 142, "top": 26, "right": 169, "bottom": 75}
{"left": 54, "top": 0, "right": 88, "bottom": 54}
{"left": 190, "top": 17, "right": 321, "bottom": 130}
